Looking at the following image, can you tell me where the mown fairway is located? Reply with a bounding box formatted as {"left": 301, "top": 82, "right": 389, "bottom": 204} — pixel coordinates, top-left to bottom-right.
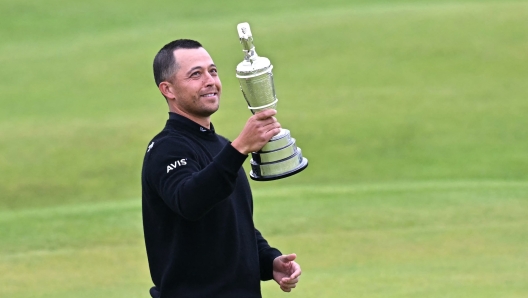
{"left": 1, "top": 0, "right": 527, "bottom": 297}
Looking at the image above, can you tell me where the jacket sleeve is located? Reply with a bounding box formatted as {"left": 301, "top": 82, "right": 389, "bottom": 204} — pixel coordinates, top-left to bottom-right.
{"left": 145, "top": 136, "right": 247, "bottom": 220}
{"left": 255, "top": 228, "right": 282, "bottom": 281}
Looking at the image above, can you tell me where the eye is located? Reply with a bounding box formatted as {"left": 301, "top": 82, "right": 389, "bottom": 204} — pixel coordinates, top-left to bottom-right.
{"left": 210, "top": 68, "right": 218, "bottom": 76}
{"left": 190, "top": 71, "right": 200, "bottom": 77}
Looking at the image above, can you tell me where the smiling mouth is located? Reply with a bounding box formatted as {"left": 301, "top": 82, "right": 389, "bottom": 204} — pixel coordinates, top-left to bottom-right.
{"left": 201, "top": 93, "right": 218, "bottom": 98}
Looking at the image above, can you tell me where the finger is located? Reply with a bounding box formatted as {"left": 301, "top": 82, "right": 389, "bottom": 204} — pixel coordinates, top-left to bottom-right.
{"left": 264, "top": 128, "right": 281, "bottom": 140}
{"left": 262, "top": 121, "right": 280, "bottom": 135}
{"left": 280, "top": 281, "right": 297, "bottom": 289}
{"left": 263, "top": 121, "right": 281, "bottom": 132}
{"left": 247, "top": 116, "right": 276, "bottom": 131}
{"left": 282, "top": 277, "right": 299, "bottom": 284}
{"left": 290, "top": 263, "right": 302, "bottom": 279}
{"left": 280, "top": 285, "right": 292, "bottom": 292}
{"left": 257, "top": 117, "right": 278, "bottom": 128}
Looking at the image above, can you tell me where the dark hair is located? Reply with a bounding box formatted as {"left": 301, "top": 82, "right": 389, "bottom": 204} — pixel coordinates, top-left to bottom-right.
{"left": 153, "top": 39, "right": 203, "bottom": 87}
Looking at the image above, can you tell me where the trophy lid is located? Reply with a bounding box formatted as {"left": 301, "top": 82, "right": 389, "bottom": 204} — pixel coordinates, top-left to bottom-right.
{"left": 236, "top": 57, "right": 272, "bottom": 77}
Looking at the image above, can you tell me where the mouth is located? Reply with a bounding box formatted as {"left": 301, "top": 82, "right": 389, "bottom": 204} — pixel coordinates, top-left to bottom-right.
{"left": 200, "top": 92, "right": 218, "bottom": 98}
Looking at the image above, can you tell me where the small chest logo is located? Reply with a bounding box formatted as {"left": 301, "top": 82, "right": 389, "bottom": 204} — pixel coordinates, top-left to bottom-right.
{"left": 147, "top": 142, "right": 155, "bottom": 152}
{"left": 167, "top": 159, "right": 187, "bottom": 173}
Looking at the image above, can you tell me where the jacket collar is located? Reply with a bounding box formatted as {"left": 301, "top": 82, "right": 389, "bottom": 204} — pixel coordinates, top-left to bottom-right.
{"left": 166, "top": 112, "right": 217, "bottom": 140}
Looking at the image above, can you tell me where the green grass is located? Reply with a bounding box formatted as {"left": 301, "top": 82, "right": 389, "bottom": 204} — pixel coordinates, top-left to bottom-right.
{"left": 1, "top": 0, "right": 527, "bottom": 296}
{"left": 1, "top": 182, "right": 527, "bottom": 297}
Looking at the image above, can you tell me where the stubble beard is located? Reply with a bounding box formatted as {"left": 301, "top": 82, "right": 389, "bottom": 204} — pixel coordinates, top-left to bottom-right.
{"left": 189, "top": 95, "right": 220, "bottom": 118}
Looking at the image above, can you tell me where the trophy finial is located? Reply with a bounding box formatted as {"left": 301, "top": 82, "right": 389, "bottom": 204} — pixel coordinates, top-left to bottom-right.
{"left": 237, "top": 22, "right": 252, "bottom": 40}
{"left": 237, "top": 22, "right": 256, "bottom": 60}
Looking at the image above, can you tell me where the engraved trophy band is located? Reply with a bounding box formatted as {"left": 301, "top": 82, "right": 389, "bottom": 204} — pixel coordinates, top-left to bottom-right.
{"left": 235, "top": 22, "right": 308, "bottom": 181}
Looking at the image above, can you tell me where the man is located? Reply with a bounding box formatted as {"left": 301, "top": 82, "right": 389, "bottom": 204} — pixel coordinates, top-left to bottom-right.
{"left": 141, "top": 39, "right": 301, "bottom": 297}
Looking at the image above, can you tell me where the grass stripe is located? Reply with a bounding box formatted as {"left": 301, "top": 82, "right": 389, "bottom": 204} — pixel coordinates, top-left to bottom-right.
{"left": 0, "top": 199, "right": 140, "bottom": 221}
{"left": 2, "top": 0, "right": 526, "bottom": 59}
{"left": 1, "top": 180, "right": 526, "bottom": 219}
{"left": 252, "top": 180, "right": 528, "bottom": 197}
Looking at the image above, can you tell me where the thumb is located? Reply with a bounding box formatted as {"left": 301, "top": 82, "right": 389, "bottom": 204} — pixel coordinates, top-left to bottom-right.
{"left": 280, "top": 253, "right": 297, "bottom": 263}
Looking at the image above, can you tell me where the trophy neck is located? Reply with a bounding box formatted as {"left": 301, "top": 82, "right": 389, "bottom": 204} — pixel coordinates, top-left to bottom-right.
{"left": 241, "top": 38, "right": 258, "bottom": 62}
{"left": 240, "top": 35, "right": 254, "bottom": 52}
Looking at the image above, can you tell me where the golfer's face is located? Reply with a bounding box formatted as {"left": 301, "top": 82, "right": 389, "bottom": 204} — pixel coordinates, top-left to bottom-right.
{"left": 170, "top": 48, "right": 222, "bottom": 118}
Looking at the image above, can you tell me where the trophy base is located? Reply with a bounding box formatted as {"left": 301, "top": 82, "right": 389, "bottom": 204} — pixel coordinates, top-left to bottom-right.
{"left": 248, "top": 129, "right": 308, "bottom": 181}
{"left": 250, "top": 157, "right": 308, "bottom": 181}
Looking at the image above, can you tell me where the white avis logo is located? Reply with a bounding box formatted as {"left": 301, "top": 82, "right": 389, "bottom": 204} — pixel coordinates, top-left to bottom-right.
{"left": 167, "top": 159, "right": 187, "bottom": 173}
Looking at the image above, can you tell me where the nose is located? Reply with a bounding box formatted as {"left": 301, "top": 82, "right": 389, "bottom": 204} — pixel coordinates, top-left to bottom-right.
{"left": 203, "top": 72, "right": 215, "bottom": 87}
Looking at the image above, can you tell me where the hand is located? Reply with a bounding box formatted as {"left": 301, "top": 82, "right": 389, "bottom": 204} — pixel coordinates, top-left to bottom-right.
{"left": 273, "top": 253, "right": 301, "bottom": 292}
{"left": 231, "top": 109, "right": 281, "bottom": 155}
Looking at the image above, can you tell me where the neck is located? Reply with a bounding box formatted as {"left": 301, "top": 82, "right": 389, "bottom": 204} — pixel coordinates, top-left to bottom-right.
{"left": 170, "top": 109, "right": 211, "bottom": 129}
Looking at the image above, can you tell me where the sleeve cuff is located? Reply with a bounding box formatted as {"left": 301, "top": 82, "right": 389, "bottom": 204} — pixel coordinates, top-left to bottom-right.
{"left": 260, "top": 248, "right": 282, "bottom": 281}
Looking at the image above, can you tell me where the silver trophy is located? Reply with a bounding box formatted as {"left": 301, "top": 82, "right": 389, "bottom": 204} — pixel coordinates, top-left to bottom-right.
{"left": 235, "top": 22, "right": 308, "bottom": 181}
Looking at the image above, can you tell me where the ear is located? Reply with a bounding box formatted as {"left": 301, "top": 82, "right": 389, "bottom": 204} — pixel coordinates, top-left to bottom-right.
{"left": 158, "top": 81, "right": 176, "bottom": 100}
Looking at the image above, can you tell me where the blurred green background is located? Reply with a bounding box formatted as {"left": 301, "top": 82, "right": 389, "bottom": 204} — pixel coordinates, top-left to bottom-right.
{"left": 1, "top": 0, "right": 527, "bottom": 297}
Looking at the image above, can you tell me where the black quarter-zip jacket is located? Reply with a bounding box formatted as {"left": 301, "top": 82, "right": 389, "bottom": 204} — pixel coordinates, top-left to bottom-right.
{"left": 141, "top": 113, "right": 281, "bottom": 298}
